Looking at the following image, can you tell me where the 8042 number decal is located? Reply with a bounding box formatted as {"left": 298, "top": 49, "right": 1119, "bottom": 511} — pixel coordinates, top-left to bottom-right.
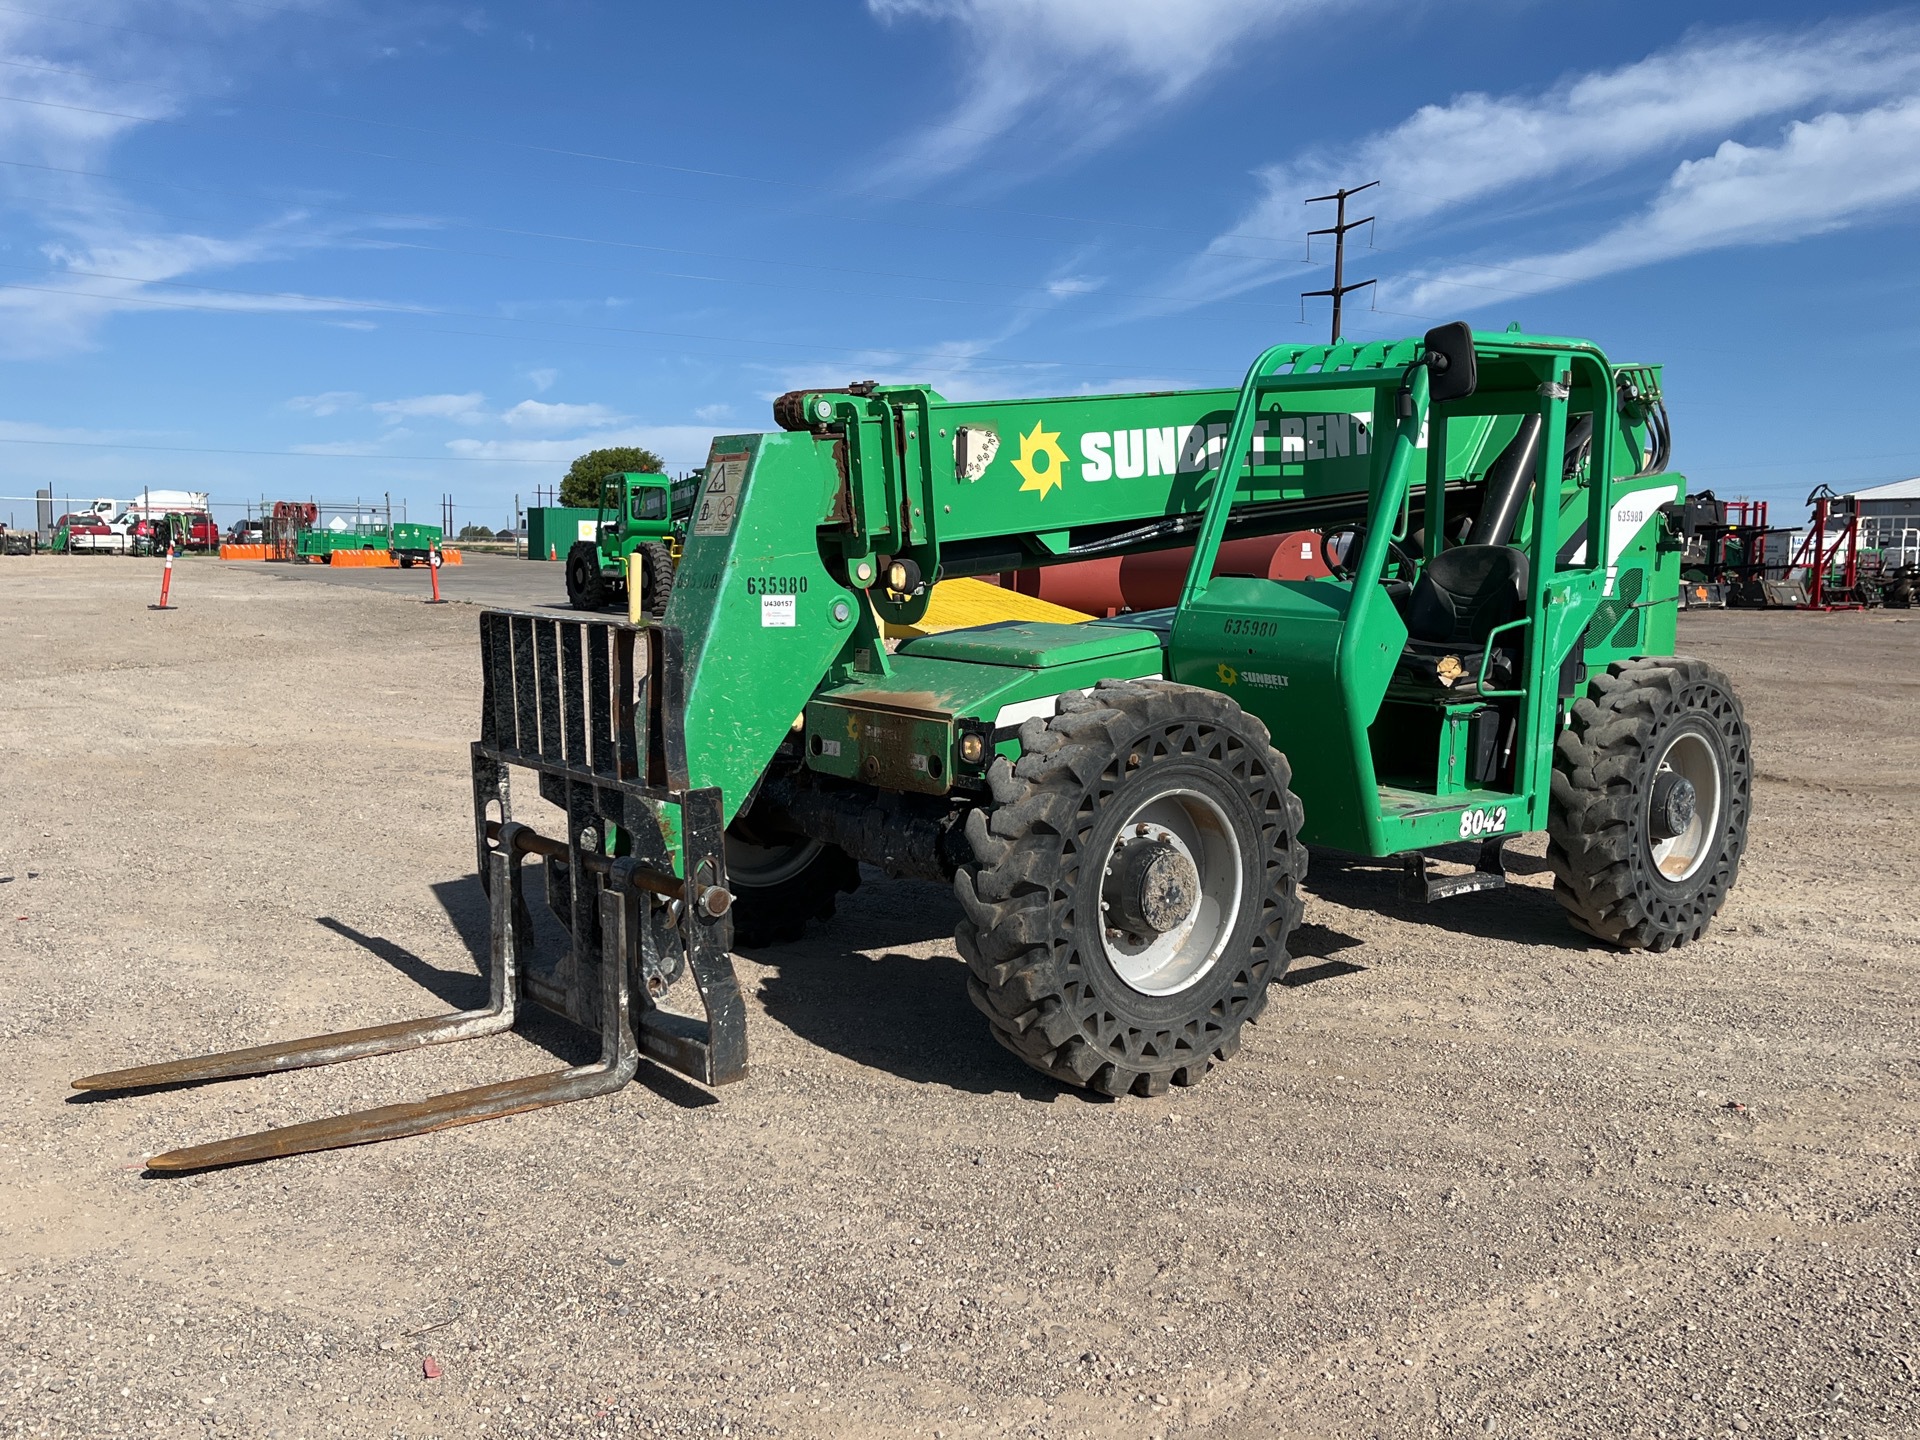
{"left": 1459, "top": 805, "right": 1509, "bottom": 839}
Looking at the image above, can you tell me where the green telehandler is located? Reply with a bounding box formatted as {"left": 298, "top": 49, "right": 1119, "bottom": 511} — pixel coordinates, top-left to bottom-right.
{"left": 564, "top": 471, "right": 702, "bottom": 615}
{"left": 81, "top": 323, "right": 1752, "bottom": 1170}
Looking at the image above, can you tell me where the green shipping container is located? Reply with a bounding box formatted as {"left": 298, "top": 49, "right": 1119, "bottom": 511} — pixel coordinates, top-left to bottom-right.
{"left": 388, "top": 522, "right": 443, "bottom": 557}
{"left": 526, "top": 507, "right": 602, "bottom": 560}
{"left": 295, "top": 530, "right": 388, "bottom": 557}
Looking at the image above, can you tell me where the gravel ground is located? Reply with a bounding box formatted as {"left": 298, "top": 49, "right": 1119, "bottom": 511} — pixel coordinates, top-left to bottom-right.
{"left": 2, "top": 554, "right": 1916, "bottom": 1440}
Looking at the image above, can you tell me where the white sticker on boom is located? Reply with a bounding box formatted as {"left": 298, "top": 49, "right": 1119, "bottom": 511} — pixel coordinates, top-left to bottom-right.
{"left": 761, "top": 594, "right": 796, "bottom": 627}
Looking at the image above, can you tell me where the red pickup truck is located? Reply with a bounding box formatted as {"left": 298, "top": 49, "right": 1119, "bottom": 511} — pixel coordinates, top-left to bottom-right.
{"left": 130, "top": 511, "right": 220, "bottom": 554}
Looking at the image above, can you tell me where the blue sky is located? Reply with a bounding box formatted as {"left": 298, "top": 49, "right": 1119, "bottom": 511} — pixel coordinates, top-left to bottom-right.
{"left": 3, "top": 1, "right": 1918, "bottom": 531}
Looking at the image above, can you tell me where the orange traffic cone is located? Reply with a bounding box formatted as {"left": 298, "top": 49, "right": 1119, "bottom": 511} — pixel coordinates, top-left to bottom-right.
{"left": 150, "top": 545, "right": 176, "bottom": 610}
{"left": 549, "top": 543, "right": 557, "bottom": 561}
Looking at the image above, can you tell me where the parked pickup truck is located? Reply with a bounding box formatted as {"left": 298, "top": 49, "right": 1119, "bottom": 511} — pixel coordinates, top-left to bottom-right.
{"left": 62, "top": 512, "right": 129, "bottom": 554}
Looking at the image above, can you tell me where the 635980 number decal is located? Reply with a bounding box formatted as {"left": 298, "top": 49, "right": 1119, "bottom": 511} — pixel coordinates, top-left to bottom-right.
{"left": 1459, "top": 805, "right": 1508, "bottom": 839}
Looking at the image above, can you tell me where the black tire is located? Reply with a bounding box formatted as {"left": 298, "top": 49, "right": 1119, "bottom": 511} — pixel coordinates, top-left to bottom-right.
{"left": 955, "top": 677, "right": 1307, "bottom": 1098}
{"left": 1547, "top": 657, "right": 1751, "bottom": 952}
{"left": 637, "top": 542, "right": 676, "bottom": 619}
{"left": 723, "top": 827, "right": 860, "bottom": 947}
{"left": 565, "top": 541, "right": 607, "bottom": 610}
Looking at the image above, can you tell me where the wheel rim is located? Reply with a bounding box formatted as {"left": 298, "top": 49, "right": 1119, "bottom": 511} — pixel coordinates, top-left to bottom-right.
{"left": 1648, "top": 730, "right": 1722, "bottom": 882}
{"left": 725, "top": 834, "right": 824, "bottom": 889}
{"left": 1098, "top": 787, "right": 1243, "bottom": 997}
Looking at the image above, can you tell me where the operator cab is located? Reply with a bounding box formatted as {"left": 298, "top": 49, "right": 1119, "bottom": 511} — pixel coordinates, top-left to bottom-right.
{"left": 1391, "top": 414, "right": 1539, "bottom": 697}
{"left": 628, "top": 480, "right": 669, "bottom": 523}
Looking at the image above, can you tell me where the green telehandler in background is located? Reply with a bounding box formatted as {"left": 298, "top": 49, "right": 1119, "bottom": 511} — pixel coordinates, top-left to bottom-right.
{"left": 564, "top": 471, "right": 702, "bottom": 615}
{"left": 82, "top": 322, "right": 1756, "bottom": 1171}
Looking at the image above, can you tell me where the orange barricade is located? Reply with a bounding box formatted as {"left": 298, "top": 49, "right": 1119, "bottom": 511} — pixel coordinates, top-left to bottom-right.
{"left": 219, "top": 544, "right": 269, "bottom": 560}
{"left": 329, "top": 549, "right": 400, "bottom": 568}
{"left": 440, "top": 548, "right": 462, "bottom": 565}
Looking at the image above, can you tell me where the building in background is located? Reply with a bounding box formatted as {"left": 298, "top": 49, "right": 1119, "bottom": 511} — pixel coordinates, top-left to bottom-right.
{"left": 1838, "top": 478, "right": 1920, "bottom": 567}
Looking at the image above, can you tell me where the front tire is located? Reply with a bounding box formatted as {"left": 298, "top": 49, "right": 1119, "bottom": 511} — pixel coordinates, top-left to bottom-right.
{"left": 1547, "top": 657, "right": 1751, "bottom": 951}
{"left": 565, "top": 541, "right": 606, "bottom": 610}
{"left": 955, "top": 678, "right": 1306, "bottom": 1098}
{"left": 724, "top": 827, "right": 860, "bottom": 947}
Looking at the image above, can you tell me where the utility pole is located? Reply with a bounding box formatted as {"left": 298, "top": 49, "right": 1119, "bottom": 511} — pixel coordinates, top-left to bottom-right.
{"left": 1301, "top": 181, "right": 1378, "bottom": 344}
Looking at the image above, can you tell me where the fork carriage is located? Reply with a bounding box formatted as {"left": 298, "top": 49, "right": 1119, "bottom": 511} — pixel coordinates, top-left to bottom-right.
{"left": 75, "top": 611, "right": 745, "bottom": 1172}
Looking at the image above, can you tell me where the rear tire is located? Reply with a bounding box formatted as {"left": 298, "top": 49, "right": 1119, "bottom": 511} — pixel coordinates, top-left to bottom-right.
{"left": 565, "top": 541, "right": 606, "bottom": 610}
{"left": 1547, "top": 656, "right": 1751, "bottom": 951}
{"left": 955, "top": 678, "right": 1306, "bottom": 1098}
{"left": 724, "top": 828, "right": 860, "bottom": 947}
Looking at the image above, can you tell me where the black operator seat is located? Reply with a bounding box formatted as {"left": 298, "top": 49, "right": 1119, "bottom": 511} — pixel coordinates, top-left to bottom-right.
{"left": 1395, "top": 413, "right": 1541, "bottom": 695}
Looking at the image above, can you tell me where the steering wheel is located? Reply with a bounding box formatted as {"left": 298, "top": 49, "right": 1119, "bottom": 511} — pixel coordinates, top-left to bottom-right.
{"left": 1321, "top": 526, "right": 1417, "bottom": 583}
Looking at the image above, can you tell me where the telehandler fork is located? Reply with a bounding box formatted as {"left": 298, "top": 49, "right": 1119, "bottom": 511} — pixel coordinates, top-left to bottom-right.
{"left": 76, "top": 618, "right": 747, "bottom": 1170}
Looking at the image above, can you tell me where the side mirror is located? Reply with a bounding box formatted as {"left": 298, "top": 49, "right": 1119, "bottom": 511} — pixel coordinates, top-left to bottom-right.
{"left": 1422, "top": 321, "right": 1478, "bottom": 404}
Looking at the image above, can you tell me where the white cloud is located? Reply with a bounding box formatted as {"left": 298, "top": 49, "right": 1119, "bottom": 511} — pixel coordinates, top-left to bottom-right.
{"left": 755, "top": 342, "right": 1064, "bottom": 404}
{"left": 692, "top": 403, "right": 733, "bottom": 422}
{"left": 500, "top": 399, "right": 626, "bottom": 430}
{"left": 864, "top": 0, "right": 1341, "bottom": 184}
{"left": 1163, "top": 16, "right": 1920, "bottom": 311}
{"left": 286, "top": 391, "right": 362, "bottom": 417}
{"left": 371, "top": 392, "right": 488, "bottom": 424}
{"left": 446, "top": 426, "right": 718, "bottom": 470}
{"left": 0, "top": 417, "right": 137, "bottom": 445}
{"left": 0, "top": 216, "right": 384, "bottom": 357}
{"left": 1400, "top": 98, "right": 1920, "bottom": 314}
{"left": 525, "top": 367, "right": 559, "bottom": 392}
{"left": 752, "top": 252, "right": 1117, "bottom": 402}
{"left": 1045, "top": 275, "right": 1106, "bottom": 299}
{"left": 0, "top": 3, "right": 445, "bottom": 356}
{"left": 288, "top": 440, "right": 385, "bottom": 456}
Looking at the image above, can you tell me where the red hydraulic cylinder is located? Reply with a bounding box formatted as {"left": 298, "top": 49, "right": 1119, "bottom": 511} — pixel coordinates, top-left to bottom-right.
{"left": 1003, "top": 531, "right": 1329, "bottom": 616}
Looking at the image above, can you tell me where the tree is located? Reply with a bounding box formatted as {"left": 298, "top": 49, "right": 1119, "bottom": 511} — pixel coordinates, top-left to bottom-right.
{"left": 457, "top": 523, "right": 495, "bottom": 540}
{"left": 560, "top": 445, "right": 664, "bottom": 509}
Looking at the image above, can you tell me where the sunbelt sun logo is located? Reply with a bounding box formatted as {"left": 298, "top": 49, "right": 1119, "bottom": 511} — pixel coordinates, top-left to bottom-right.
{"left": 1010, "top": 421, "right": 1070, "bottom": 498}
{"left": 1007, "top": 414, "right": 1375, "bottom": 498}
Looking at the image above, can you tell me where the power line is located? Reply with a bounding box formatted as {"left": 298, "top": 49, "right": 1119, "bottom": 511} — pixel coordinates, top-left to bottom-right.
{"left": 0, "top": 82, "right": 1311, "bottom": 259}
{"left": 0, "top": 89, "right": 1310, "bottom": 267}
{"left": 0, "top": 271, "right": 1222, "bottom": 384}
{"left": 0, "top": 435, "right": 567, "bottom": 464}
{"left": 0, "top": 157, "right": 1312, "bottom": 315}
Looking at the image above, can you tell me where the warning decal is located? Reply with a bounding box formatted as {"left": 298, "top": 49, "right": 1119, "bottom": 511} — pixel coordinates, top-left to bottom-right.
{"left": 694, "top": 451, "right": 750, "bottom": 538}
